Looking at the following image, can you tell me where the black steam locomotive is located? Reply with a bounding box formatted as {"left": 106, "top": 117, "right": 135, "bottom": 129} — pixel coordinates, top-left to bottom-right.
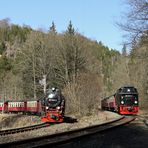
{"left": 41, "top": 87, "right": 65, "bottom": 122}
{"left": 101, "top": 86, "right": 139, "bottom": 114}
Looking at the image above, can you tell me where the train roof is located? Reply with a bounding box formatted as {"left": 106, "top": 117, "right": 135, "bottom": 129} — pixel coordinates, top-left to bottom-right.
{"left": 120, "top": 85, "right": 136, "bottom": 88}
{"left": 0, "top": 100, "right": 9, "bottom": 103}
{"left": 117, "top": 86, "right": 138, "bottom": 94}
{"left": 103, "top": 94, "right": 115, "bottom": 100}
{"left": 7, "top": 100, "right": 25, "bottom": 102}
{"left": 0, "top": 99, "right": 42, "bottom": 102}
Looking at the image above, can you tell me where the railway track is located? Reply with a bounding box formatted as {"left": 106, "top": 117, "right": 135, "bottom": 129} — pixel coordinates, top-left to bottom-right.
{"left": 0, "top": 116, "right": 135, "bottom": 148}
{"left": 135, "top": 115, "right": 148, "bottom": 126}
{"left": 0, "top": 123, "right": 51, "bottom": 136}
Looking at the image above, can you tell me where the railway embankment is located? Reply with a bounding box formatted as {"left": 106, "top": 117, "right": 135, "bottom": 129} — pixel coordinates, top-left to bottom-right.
{"left": 0, "top": 111, "right": 121, "bottom": 143}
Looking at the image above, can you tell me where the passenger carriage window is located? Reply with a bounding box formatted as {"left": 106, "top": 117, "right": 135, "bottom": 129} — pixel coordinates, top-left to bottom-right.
{"left": 21, "top": 103, "right": 24, "bottom": 107}
{"left": 28, "top": 102, "right": 30, "bottom": 107}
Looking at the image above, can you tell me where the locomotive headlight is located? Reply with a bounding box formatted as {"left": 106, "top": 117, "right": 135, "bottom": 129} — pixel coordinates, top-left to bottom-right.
{"left": 134, "top": 100, "right": 138, "bottom": 104}
{"left": 46, "top": 106, "right": 49, "bottom": 109}
{"left": 121, "top": 101, "right": 124, "bottom": 104}
{"left": 56, "top": 106, "right": 60, "bottom": 110}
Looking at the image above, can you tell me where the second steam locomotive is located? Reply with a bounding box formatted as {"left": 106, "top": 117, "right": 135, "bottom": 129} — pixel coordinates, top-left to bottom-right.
{"left": 101, "top": 86, "right": 139, "bottom": 115}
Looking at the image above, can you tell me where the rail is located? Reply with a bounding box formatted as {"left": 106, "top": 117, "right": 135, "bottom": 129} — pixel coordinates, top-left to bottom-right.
{"left": 0, "top": 123, "right": 50, "bottom": 136}
{"left": 0, "top": 116, "right": 135, "bottom": 148}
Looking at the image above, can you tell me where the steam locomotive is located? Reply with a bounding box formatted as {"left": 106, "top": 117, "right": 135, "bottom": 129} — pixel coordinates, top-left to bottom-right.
{"left": 101, "top": 86, "right": 139, "bottom": 114}
{"left": 41, "top": 87, "right": 65, "bottom": 122}
{"left": 0, "top": 87, "right": 65, "bottom": 123}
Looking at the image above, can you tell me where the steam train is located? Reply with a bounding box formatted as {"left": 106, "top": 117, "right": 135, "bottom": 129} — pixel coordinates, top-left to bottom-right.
{"left": 101, "top": 86, "right": 139, "bottom": 115}
{"left": 41, "top": 87, "right": 65, "bottom": 122}
{"left": 0, "top": 87, "right": 65, "bottom": 123}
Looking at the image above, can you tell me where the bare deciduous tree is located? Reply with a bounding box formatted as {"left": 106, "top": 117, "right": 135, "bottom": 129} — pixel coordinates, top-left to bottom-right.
{"left": 119, "top": 0, "right": 148, "bottom": 45}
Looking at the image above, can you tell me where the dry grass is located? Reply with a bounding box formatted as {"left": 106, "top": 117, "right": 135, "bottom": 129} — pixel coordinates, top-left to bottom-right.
{"left": 0, "top": 114, "right": 42, "bottom": 130}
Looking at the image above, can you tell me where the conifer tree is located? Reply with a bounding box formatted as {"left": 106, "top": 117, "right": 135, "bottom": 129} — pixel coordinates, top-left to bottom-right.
{"left": 122, "top": 44, "right": 127, "bottom": 56}
{"left": 49, "top": 21, "right": 57, "bottom": 34}
{"left": 66, "top": 20, "right": 74, "bottom": 35}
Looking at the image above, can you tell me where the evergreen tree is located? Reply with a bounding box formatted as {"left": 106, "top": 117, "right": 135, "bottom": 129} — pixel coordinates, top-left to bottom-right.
{"left": 49, "top": 21, "right": 57, "bottom": 34}
{"left": 66, "top": 20, "right": 74, "bottom": 35}
{"left": 122, "top": 44, "right": 127, "bottom": 56}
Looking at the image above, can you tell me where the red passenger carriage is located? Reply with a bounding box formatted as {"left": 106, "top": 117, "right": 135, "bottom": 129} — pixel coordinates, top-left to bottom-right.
{"left": 26, "top": 100, "right": 42, "bottom": 115}
{"left": 0, "top": 101, "right": 8, "bottom": 113}
{"left": 8, "top": 101, "right": 26, "bottom": 113}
